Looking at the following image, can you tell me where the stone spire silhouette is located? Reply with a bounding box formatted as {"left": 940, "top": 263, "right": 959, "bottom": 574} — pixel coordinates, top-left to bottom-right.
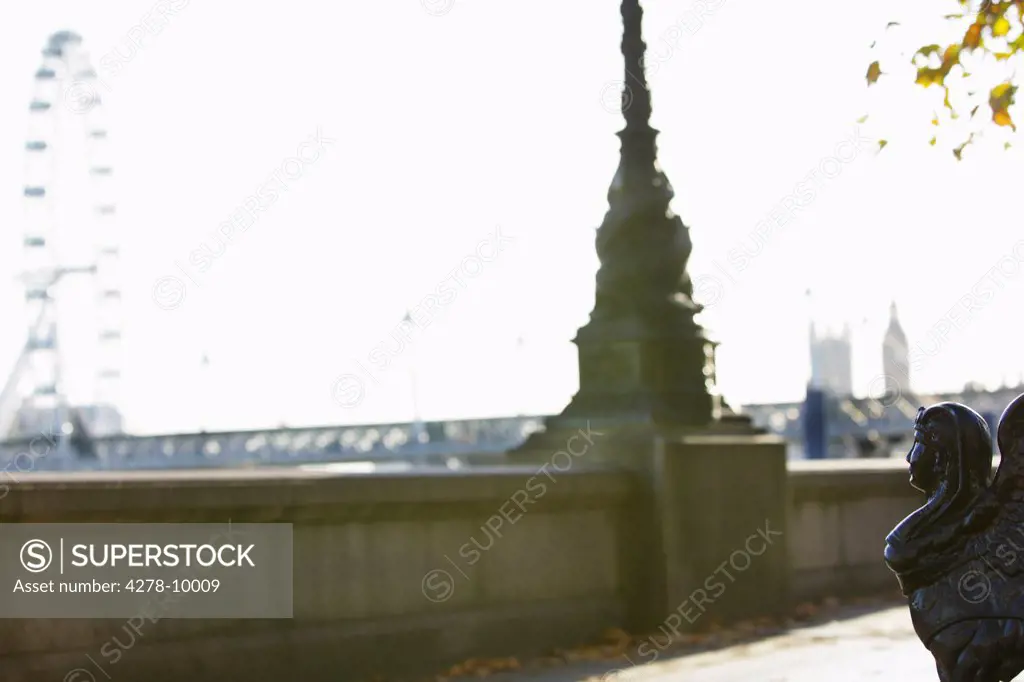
{"left": 883, "top": 301, "right": 910, "bottom": 396}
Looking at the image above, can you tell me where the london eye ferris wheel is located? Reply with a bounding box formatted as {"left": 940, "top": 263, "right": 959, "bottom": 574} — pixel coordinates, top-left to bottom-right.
{"left": 0, "top": 31, "right": 124, "bottom": 441}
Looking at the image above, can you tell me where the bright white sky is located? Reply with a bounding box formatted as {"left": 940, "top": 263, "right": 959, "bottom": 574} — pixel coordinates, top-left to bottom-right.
{"left": 0, "top": 0, "right": 1023, "bottom": 435}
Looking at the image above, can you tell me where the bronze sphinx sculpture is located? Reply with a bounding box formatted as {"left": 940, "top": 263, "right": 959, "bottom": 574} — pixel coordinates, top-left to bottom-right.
{"left": 885, "top": 393, "right": 1024, "bottom": 681}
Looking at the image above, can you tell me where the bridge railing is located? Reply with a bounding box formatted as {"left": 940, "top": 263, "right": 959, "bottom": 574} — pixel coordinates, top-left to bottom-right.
{"left": 742, "top": 387, "right": 1021, "bottom": 447}
{"left": 0, "top": 415, "right": 547, "bottom": 471}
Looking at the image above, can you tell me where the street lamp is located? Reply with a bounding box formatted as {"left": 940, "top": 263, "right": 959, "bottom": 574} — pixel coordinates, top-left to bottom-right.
{"left": 560, "top": 0, "right": 720, "bottom": 427}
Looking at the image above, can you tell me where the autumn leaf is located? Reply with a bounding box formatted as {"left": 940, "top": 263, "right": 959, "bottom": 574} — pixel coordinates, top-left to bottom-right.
{"left": 867, "top": 4, "right": 1024, "bottom": 148}
{"left": 994, "top": 110, "right": 1015, "bottom": 128}
{"left": 866, "top": 61, "right": 882, "bottom": 85}
{"left": 432, "top": 595, "right": 909, "bottom": 682}
{"left": 914, "top": 45, "right": 959, "bottom": 88}
{"left": 964, "top": 23, "right": 983, "bottom": 49}
{"left": 856, "top": 114, "right": 869, "bottom": 123}
{"left": 990, "top": 82, "right": 1017, "bottom": 130}
{"left": 877, "top": 139, "right": 888, "bottom": 151}
{"left": 1005, "top": 141, "right": 1013, "bottom": 149}
{"left": 991, "top": 82, "right": 1015, "bottom": 102}
{"left": 929, "top": 136, "right": 937, "bottom": 145}
{"left": 916, "top": 68, "right": 941, "bottom": 87}
{"left": 942, "top": 44, "right": 961, "bottom": 66}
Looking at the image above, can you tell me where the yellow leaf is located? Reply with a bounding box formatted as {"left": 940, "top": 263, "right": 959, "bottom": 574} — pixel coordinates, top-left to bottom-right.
{"left": 929, "top": 136, "right": 937, "bottom": 146}
{"left": 878, "top": 140, "right": 888, "bottom": 151}
{"left": 931, "top": 116, "right": 939, "bottom": 126}
{"left": 915, "top": 44, "right": 942, "bottom": 60}
{"left": 994, "top": 17, "right": 1011, "bottom": 37}
{"left": 994, "top": 110, "right": 1015, "bottom": 129}
{"left": 992, "top": 82, "right": 1014, "bottom": 99}
{"left": 1005, "top": 142, "right": 1013, "bottom": 150}
{"left": 866, "top": 61, "right": 882, "bottom": 85}
{"left": 989, "top": 82, "right": 1017, "bottom": 130}
{"left": 856, "top": 114, "right": 869, "bottom": 123}
{"left": 964, "top": 23, "right": 983, "bottom": 49}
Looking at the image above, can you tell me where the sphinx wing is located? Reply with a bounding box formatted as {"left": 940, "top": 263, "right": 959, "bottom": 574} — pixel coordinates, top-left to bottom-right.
{"left": 994, "top": 392, "right": 1024, "bottom": 495}
{"left": 969, "top": 393, "right": 1024, "bottom": 575}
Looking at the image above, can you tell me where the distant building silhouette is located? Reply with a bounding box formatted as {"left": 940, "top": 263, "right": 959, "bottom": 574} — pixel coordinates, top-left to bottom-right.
{"left": 809, "top": 320, "right": 853, "bottom": 396}
{"left": 883, "top": 301, "right": 910, "bottom": 396}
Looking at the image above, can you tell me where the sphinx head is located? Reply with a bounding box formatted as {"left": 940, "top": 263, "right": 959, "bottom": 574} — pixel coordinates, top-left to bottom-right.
{"left": 908, "top": 402, "right": 992, "bottom": 498}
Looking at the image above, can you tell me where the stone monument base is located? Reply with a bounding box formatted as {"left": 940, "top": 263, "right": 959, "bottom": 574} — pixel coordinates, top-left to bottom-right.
{"left": 510, "top": 419, "right": 789, "bottom": 633}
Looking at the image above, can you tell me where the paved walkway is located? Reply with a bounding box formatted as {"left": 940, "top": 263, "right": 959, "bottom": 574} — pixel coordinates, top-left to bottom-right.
{"left": 492, "top": 606, "right": 945, "bottom": 682}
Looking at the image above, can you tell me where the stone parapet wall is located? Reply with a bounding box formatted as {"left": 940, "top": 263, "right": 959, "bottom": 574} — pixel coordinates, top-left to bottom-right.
{"left": 0, "top": 457, "right": 921, "bottom": 681}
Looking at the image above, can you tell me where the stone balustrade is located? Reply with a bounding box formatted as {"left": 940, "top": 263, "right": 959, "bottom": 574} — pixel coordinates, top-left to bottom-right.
{"left": 788, "top": 458, "right": 922, "bottom": 601}
{"left": 0, "top": 456, "right": 922, "bottom": 682}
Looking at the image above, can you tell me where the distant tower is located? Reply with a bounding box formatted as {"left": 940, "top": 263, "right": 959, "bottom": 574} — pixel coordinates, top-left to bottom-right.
{"left": 807, "top": 291, "right": 854, "bottom": 396}
{"left": 883, "top": 301, "right": 910, "bottom": 396}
